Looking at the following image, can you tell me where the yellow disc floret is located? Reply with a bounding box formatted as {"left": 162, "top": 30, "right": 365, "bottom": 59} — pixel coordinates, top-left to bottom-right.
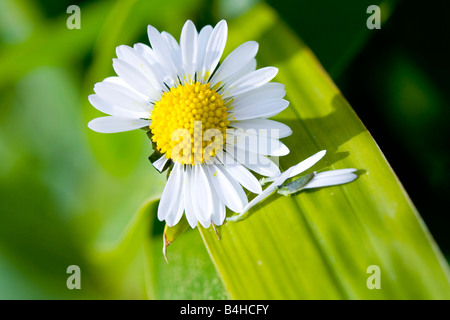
{"left": 149, "top": 82, "right": 229, "bottom": 165}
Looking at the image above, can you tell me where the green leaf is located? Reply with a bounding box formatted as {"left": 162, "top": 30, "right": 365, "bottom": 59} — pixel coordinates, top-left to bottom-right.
{"left": 198, "top": 3, "right": 450, "bottom": 299}
{"left": 163, "top": 217, "right": 190, "bottom": 263}
{"left": 90, "top": 198, "right": 159, "bottom": 299}
{"left": 100, "top": 199, "right": 228, "bottom": 299}
{"left": 152, "top": 226, "right": 228, "bottom": 300}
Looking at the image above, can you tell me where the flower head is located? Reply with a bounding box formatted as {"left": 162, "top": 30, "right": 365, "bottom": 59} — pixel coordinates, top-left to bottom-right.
{"left": 88, "top": 20, "right": 292, "bottom": 228}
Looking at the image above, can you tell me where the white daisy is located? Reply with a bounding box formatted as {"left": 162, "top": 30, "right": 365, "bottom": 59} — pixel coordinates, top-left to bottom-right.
{"left": 88, "top": 20, "right": 292, "bottom": 228}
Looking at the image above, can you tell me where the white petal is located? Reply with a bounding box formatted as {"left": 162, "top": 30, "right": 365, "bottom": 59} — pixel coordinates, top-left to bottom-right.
{"left": 165, "top": 192, "right": 185, "bottom": 227}
{"left": 103, "top": 76, "right": 147, "bottom": 98}
{"left": 115, "top": 45, "right": 163, "bottom": 93}
{"left": 223, "top": 67, "right": 278, "bottom": 98}
{"left": 289, "top": 150, "right": 327, "bottom": 178}
{"left": 225, "top": 149, "right": 280, "bottom": 177}
{"left": 227, "top": 130, "right": 290, "bottom": 157}
{"left": 93, "top": 81, "right": 151, "bottom": 113}
{"left": 206, "top": 163, "right": 248, "bottom": 213}
{"left": 180, "top": 20, "right": 198, "bottom": 83}
{"left": 231, "top": 82, "right": 286, "bottom": 110}
{"left": 230, "top": 119, "right": 292, "bottom": 138}
{"left": 183, "top": 166, "right": 198, "bottom": 228}
{"left": 210, "top": 186, "right": 226, "bottom": 226}
{"left": 158, "top": 164, "right": 184, "bottom": 226}
{"left": 147, "top": 25, "right": 178, "bottom": 84}
{"left": 88, "top": 116, "right": 150, "bottom": 133}
{"left": 221, "top": 58, "right": 256, "bottom": 90}
{"left": 236, "top": 166, "right": 295, "bottom": 217}
{"left": 210, "top": 41, "right": 259, "bottom": 86}
{"left": 133, "top": 43, "right": 172, "bottom": 88}
{"left": 192, "top": 165, "right": 213, "bottom": 228}
{"left": 221, "top": 153, "right": 262, "bottom": 194}
{"left": 264, "top": 138, "right": 289, "bottom": 157}
{"left": 88, "top": 94, "right": 148, "bottom": 119}
{"left": 229, "top": 99, "right": 289, "bottom": 121}
{"left": 201, "top": 20, "right": 227, "bottom": 82}
{"left": 103, "top": 75, "right": 155, "bottom": 106}
{"left": 152, "top": 155, "right": 169, "bottom": 173}
{"left": 112, "top": 58, "right": 160, "bottom": 100}
{"left": 304, "top": 171, "right": 358, "bottom": 189}
{"left": 132, "top": 42, "right": 153, "bottom": 58}
{"left": 196, "top": 25, "right": 213, "bottom": 73}
{"left": 263, "top": 150, "right": 326, "bottom": 183}
{"left": 161, "top": 31, "right": 183, "bottom": 79}
{"left": 312, "top": 168, "right": 357, "bottom": 178}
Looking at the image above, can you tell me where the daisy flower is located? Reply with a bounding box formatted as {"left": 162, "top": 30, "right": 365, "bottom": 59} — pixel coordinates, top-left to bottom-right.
{"left": 88, "top": 20, "right": 357, "bottom": 229}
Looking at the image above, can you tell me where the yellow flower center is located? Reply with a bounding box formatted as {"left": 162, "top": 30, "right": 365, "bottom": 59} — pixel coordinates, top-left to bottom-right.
{"left": 150, "top": 82, "right": 229, "bottom": 165}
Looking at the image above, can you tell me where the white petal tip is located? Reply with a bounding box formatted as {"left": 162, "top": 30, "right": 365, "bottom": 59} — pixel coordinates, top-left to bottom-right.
{"left": 87, "top": 119, "right": 101, "bottom": 132}
{"left": 318, "top": 150, "right": 327, "bottom": 158}
{"left": 87, "top": 94, "right": 96, "bottom": 103}
{"left": 304, "top": 170, "right": 359, "bottom": 189}
{"left": 217, "top": 19, "right": 227, "bottom": 27}
{"left": 87, "top": 116, "right": 149, "bottom": 133}
{"left": 273, "top": 144, "right": 290, "bottom": 156}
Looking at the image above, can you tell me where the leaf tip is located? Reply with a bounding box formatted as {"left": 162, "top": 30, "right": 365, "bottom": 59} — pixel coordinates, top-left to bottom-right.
{"left": 211, "top": 223, "right": 220, "bottom": 241}
{"left": 163, "top": 232, "right": 171, "bottom": 264}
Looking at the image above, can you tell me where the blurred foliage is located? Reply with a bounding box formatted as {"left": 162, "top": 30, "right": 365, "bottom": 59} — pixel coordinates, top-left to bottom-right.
{"left": 336, "top": 0, "right": 450, "bottom": 258}
{"left": 0, "top": 0, "right": 448, "bottom": 299}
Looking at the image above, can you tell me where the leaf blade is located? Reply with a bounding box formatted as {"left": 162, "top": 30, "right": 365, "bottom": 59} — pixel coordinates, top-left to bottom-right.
{"left": 198, "top": 3, "right": 450, "bottom": 300}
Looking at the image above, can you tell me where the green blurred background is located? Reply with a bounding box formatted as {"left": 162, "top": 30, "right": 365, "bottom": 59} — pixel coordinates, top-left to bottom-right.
{"left": 0, "top": 0, "right": 448, "bottom": 299}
